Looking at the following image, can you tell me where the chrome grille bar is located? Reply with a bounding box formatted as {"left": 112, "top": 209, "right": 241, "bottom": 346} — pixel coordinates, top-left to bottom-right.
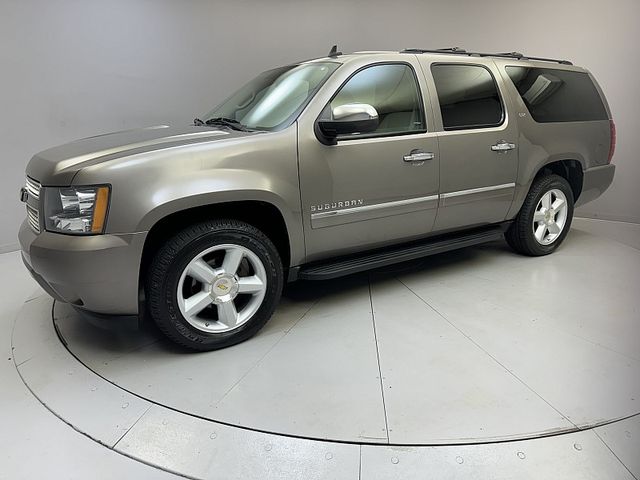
{"left": 26, "top": 176, "right": 41, "bottom": 199}
{"left": 25, "top": 176, "right": 42, "bottom": 233}
{"left": 27, "top": 205, "right": 40, "bottom": 233}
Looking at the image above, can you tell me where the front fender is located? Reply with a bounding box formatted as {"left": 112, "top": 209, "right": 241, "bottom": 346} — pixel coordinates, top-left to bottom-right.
{"left": 72, "top": 127, "right": 304, "bottom": 264}
{"left": 136, "top": 174, "right": 304, "bottom": 264}
{"left": 135, "top": 170, "right": 299, "bottom": 232}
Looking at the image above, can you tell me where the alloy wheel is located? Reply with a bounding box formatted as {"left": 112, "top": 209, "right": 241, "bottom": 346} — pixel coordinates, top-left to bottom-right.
{"left": 532, "top": 188, "right": 568, "bottom": 245}
{"left": 177, "top": 244, "right": 267, "bottom": 333}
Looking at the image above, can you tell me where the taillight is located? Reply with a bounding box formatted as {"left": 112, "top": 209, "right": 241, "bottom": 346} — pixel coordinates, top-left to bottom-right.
{"left": 608, "top": 119, "right": 616, "bottom": 164}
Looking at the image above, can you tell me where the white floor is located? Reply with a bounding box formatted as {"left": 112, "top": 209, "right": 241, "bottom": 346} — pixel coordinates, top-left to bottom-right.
{"left": 0, "top": 255, "right": 178, "bottom": 478}
{"left": 2, "top": 217, "right": 640, "bottom": 479}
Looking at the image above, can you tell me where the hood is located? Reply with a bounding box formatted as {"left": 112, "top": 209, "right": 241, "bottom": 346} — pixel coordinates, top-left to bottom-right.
{"left": 27, "top": 125, "right": 259, "bottom": 185}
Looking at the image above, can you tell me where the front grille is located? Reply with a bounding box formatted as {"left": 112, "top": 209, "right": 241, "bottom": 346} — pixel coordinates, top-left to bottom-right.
{"left": 27, "top": 205, "right": 40, "bottom": 233}
{"left": 25, "top": 176, "right": 42, "bottom": 233}
{"left": 26, "top": 176, "right": 41, "bottom": 199}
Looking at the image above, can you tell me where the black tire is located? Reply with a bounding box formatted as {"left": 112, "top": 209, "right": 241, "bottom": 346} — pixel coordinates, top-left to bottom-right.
{"left": 147, "top": 219, "right": 283, "bottom": 351}
{"left": 505, "top": 174, "right": 574, "bottom": 256}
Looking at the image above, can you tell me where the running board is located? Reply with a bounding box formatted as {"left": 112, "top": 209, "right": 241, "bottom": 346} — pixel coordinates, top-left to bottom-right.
{"left": 297, "top": 225, "right": 507, "bottom": 281}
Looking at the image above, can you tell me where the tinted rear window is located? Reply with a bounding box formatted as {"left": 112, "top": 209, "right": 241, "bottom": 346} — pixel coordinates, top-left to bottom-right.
{"left": 431, "top": 64, "right": 504, "bottom": 130}
{"left": 506, "top": 67, "right": 607, "bottom": 122}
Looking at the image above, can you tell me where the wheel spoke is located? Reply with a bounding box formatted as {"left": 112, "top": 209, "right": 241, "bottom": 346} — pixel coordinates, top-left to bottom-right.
{"left": 222, "top": 248, "right": 244, "bottom": 275}
{"left": 184, "top": 291, "right": 213, "bottom": 317}
{"left": 187, "top": 259, "right": 218, "bottom": 284}
{"left": 531, "top": 188, "right": 570, "bottom": 246}
{"left": 547, "top": 222, "right": 561, "bottom": 235}
{"left": 217, "top": 301, "right": 238, "bottom": 327}
{"left": 541, "top": 192, "right": 552, "bottom": 209}
{"left": 551, "top": 197, "right": 566, "bottom": 212}
{"left": 533, "top": 210, "right": 545, "bottom": 223}
{"left": 237, "top": 275, "right": 265, "bottom": 294}
{"left": 178, "top": 243, "right": 268, "bottom": 333}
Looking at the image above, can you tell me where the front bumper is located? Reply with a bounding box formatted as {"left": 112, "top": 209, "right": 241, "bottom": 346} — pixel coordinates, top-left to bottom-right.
{"left": 575, "top": 164, "right": 615, "bottom": 207}
{"left": 19, "top": 220, "right": 147, "bottom": 315}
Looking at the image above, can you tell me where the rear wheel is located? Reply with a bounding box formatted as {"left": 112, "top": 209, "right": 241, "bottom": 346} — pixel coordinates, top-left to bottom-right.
{"left": 147, "top": 219, "right": 283, "bottom": 351}
{"left": 506, "top": 174, "right": 574, "bottom": 256}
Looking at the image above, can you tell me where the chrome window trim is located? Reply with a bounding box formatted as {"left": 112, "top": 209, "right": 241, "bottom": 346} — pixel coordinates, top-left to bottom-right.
{"left": 311, "top": 194, "right": 438, "bottom": 220}
{"left": 440, "top": 183, "right": 515, "bottom": 199}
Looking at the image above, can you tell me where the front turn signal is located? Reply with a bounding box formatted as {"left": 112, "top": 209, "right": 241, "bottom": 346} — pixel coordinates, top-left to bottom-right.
{"left": 91, "top": 186, "right": 110, "bottom": 233}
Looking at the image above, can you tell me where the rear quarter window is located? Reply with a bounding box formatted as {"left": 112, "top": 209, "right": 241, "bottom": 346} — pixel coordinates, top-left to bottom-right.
{"left": 506, "top": 67, "right": 607, "bottom": 122}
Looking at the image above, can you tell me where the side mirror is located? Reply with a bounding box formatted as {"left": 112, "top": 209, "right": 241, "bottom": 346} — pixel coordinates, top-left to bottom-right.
{"left": 316, "top": 103, "right": 379, "bottom": 144}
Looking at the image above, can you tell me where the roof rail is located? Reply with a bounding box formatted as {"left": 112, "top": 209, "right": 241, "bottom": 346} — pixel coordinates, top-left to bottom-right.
{"left": 400, "top": 47, "right": 573, "bottom": 65}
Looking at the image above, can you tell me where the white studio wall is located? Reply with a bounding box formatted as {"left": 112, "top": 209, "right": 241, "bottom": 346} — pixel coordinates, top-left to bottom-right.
{"left": 1, "top": 0, "right": 638, "bottom": 251}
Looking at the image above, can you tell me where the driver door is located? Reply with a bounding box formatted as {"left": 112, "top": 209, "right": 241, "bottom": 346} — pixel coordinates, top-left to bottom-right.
{"left": 297, "top": 60, "right": 440, "bottom": 262}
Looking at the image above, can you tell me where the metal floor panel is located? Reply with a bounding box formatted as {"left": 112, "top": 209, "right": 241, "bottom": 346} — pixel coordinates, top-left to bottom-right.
{"left": 360, "top": 429, "right": 636, "bottom": 480}
{"left": 6, "top": 220, "right": 640, "bottom": 479}
{"left": 12, "top": 296, "right": 153, "bottom": 448}
{"left": 595, "top": 414, "right": 640, "bottom": 478}
{"left": 369, "top": 275, "right": 573, "bottom": 444}
{"left": 116, "top": 405, "right": 361, "bottom": 480}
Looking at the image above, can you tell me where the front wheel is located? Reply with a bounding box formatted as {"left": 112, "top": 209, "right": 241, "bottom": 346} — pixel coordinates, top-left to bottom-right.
{"left": 506, "top": 174, "right": 574, "bottom": 256}
{"left": 147, "top": 219, "right": 283, "bottom": 351}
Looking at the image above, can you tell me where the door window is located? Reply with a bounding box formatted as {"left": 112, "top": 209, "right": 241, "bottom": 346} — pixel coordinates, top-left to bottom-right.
{"left": 431, "top": 64, "right": 504, "bottom": 130}
{"left": 322, "top": 64, "right": 425, "bottom": 137}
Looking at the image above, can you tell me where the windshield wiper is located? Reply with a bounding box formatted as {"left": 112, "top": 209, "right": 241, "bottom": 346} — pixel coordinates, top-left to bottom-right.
{"left": 206, "top": 117, "right": 251, "bottom": 131}
{"left": 194, "top": 117, "right": 251, "bottom": 132}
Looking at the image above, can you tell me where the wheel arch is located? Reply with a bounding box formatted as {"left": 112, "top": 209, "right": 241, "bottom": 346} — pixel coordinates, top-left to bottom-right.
{"left": 508, "top": 156, "right": 584, "bottom": 219}
{"left": 138, "top": 199, "right": 296, "bottom": 317}
{"left": 532, "top": 158, "right": 584, "bottom": 202}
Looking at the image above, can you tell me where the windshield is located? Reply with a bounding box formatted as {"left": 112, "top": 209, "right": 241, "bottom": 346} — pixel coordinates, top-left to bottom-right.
{"left": 202, "top": 62, "right": 339, "bottom": 131}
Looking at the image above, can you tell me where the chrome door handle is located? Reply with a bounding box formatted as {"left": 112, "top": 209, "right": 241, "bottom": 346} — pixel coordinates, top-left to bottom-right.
{"left": 403, "top": 150, "right": 435, "bottom": 162}
{"left": 491, "top": 141, "right": 516, "bottom": 152}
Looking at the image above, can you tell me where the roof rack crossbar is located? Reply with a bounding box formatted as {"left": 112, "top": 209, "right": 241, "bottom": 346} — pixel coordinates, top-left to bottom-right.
{"left": 400, "top": 48, "right": 572, "bottom": 65}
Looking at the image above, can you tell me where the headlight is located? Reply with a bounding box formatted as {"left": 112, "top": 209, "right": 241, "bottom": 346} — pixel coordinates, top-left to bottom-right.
{"left": 44, "top": 185, "right": 110, "bottom": 234}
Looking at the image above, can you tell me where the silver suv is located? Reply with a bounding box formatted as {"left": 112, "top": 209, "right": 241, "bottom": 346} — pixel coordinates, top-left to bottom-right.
{"left": 19, "top": 47, "right": 616, "bottom": 350}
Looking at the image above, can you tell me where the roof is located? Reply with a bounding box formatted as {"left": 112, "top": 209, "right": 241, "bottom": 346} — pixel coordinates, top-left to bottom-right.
{"left": 308, "top": 46, "right": 574, "bottom": 68}
{"left": 399, "top": 47, "right": 573, "bottom": 65}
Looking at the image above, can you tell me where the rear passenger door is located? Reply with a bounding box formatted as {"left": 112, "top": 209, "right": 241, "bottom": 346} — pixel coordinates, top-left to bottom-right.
{"left": 418, "top": 59, "right": 518, "bottom": 232}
